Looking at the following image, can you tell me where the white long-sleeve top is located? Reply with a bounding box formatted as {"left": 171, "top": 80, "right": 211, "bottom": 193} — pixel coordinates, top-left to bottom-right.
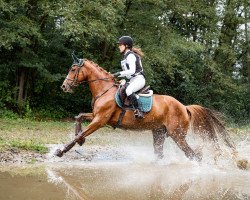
{"left": 118, "top": 52, "right": 138, "bottom": 79}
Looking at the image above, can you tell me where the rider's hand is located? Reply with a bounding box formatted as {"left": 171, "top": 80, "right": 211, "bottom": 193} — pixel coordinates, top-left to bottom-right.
{"left": 112, "top": 72, "right": 120, "bottom": 77}
{"left": 119, "top": 79, "right": 126, "bottom": 85}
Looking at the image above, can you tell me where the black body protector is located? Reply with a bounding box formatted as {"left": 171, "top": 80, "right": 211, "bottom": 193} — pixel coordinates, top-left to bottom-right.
{"left": 121, "top": 51, "right": 145, "bottom": 78}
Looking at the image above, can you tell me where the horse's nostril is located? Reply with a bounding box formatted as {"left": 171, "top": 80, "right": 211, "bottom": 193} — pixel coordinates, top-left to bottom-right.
{"left": 61, "top": 85, "right": 66, "bottom": 90}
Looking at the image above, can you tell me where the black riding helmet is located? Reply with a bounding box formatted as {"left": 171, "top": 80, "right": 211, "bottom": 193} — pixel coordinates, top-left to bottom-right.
{"left": 117, "top": 36, "right": 133, "bottom": 49}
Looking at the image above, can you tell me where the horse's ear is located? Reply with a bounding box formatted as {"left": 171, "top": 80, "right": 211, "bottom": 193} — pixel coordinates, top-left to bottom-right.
{"left": 78, "top": 59, "right": 85, "bottom": 67}
{"left": 72, "top": 51, "right": 80, "bottom": 63}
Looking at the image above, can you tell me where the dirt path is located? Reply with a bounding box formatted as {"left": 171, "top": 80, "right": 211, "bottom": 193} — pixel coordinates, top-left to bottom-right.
{"left": 0, "top": 143, "right": 133, "bottom": 165}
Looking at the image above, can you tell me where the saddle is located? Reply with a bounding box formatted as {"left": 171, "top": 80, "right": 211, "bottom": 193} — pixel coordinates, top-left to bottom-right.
{"left": 115, "top": 79, "right": 153, "bottom": 111}
{"left": 114, "top": 82, "right": 153, "bottom": 128}
{"left": 118, "top": 83, "right": 152, "bottom": 107}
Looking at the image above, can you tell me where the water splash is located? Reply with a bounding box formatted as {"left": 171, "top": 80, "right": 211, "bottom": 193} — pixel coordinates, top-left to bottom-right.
{"left": 44, "top": 130, "right": 250, "bottom": 199}
{"left": 46, "top": 168, "right": 85, "bottom": 200}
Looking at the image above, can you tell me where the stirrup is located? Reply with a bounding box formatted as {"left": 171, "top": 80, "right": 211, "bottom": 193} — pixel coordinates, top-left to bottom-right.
{"left": 134, "top": 109, "right": 144, "bottom": 119}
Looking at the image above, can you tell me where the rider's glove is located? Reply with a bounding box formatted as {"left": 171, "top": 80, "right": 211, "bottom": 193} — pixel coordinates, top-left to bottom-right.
{"left": 112, "top": 72, "right": 121, "bottom": 77}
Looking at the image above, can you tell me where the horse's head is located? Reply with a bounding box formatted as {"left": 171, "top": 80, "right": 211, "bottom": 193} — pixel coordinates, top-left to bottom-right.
{"left": 61, "top": 53, "right": 86, "bottom": 93}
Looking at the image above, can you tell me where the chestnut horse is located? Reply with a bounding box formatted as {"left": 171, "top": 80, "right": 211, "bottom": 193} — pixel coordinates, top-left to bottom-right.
{"left": 55, "top": 54, "right": 242, "bottom": 166}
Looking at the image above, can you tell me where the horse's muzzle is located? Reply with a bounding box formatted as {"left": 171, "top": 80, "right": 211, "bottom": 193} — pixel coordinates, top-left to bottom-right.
{"left": 61, "top": 84, "right": 66, "bottom": 91}
{"left": 61, "top": 83, "right": 73, "bottom": 93}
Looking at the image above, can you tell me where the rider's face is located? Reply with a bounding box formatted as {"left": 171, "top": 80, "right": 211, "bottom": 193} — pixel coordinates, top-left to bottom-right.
{"left": 118, "top": 44, "right": 126, "bottom": 53}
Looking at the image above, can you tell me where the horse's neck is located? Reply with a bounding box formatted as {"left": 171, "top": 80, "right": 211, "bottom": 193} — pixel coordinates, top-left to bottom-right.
{"left": 86, "top": 63, "right": 114, "bottom": 98}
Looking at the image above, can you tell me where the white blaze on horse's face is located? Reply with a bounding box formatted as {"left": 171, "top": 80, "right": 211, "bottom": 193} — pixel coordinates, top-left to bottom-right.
{"left": 61, "top": 65, "right": 79, "bottom": 93}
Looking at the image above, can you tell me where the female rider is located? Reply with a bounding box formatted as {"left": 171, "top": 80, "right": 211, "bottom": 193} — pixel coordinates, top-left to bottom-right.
{"left": 113, "top": 36, "right": 145, "bottom": 119}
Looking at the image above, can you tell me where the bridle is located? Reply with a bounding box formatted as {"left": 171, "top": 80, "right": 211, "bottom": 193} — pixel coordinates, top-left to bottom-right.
{"left": 66, "top": 60, "right": 113, "bottom": 87}
{"left": 64, "top": 56, "right": 119, "bottom": 105}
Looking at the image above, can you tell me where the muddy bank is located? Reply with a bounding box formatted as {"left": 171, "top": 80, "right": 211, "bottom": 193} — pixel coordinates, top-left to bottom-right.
{"left": 0, "top": 148, "right": 46, "bottom": 165}
{"left": 0, "top": 128, "right": 152, "bottom": 165}
{"left": 0, "top": 143, "right": 137, "bottom": 165}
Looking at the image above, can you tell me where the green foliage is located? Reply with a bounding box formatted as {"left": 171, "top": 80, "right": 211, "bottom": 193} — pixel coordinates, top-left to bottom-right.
{"left": 0, "top": 109, "right": 19, "bottom": 119}
{"left": 24, "top": 102, "right": 33, "bottom": 119}
{"left": 0, "top": 0, "right": 249, "bottom": 122}
{"left": 0, "top": 81, "right": 16, "bottom": 108}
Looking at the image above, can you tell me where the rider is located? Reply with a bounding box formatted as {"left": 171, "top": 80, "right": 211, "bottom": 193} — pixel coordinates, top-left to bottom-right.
{"left": 113, "top": 36, "right": 145, "bottom": 119}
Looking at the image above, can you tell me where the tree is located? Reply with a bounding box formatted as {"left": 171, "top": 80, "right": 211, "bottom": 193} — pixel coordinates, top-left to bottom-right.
{"left": 0, "top": 0, "right": 70, "bottom": 114}
{"left": 0, "top": 0, "right": 249, "bottom": 121}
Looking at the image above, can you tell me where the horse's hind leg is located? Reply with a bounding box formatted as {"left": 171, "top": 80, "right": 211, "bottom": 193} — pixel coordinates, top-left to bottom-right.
{"left": 174, "top": 136, "right": 202, "bottom": 162}
{"left": 169, "top": 126, "right": 202, "bottom": 162}
{"left": 209, "top": 136, "right": 223, "bottom": 164}
{"left": 152, "top": 126, "right": 167, "bottom": 159}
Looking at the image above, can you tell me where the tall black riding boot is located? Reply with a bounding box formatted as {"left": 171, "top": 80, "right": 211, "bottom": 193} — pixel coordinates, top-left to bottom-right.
{"left": 128, "top": 93, "right": 144, "bottom": 119}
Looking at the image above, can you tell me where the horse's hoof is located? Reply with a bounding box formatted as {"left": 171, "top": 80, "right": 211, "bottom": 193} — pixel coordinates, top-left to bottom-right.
{"left": 54, "top": 149, "right": 63, "bottom": 157}
{"left": 156, "top": 154, "right": 164, "bottom": 160}
{"left": 190, "top": 153, "right": 202, "bottom": 162}
{"left": 75, "top": 113, "right": 84, "bottom": 120}
{"left": 196, "top": 152, "right": 203, "bottom": 162}
{"left": 237, "top": 159, "right": 248, "bottom": 170}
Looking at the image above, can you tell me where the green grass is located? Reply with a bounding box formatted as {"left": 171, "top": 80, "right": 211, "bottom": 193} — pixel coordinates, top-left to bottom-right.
{"left": 0, "top": 118, "right": 78, "bottom": 153}
{"left": 0, "top": 118, "right": 74, "bottom": 144}
{"left": 9, "top": 140, "right": 48, "bottom": 153}
{"left": 0, "top": 138, "right": 48, "bottom": 153}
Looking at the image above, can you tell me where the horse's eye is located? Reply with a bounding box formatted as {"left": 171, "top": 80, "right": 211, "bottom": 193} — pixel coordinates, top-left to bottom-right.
{"left": 71, "top": 68, "right": 76, "bottom": 72}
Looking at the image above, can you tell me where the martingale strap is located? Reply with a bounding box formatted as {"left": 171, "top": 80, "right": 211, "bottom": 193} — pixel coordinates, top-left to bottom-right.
{"left": 92, "top": 84, "right": 117, "bottom": 107}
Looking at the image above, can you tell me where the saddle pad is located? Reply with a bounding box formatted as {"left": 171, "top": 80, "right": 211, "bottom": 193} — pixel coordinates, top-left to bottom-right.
{"left": 115, "top": 91, "right": 153, "bottom": 112}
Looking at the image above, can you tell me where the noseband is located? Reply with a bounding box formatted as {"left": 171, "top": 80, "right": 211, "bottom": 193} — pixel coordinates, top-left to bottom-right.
{"left": 65, "top": 60, "right": 84, "bottom": 87}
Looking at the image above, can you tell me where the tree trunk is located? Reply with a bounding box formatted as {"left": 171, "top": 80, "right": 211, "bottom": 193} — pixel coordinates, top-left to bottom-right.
{"left": 17, "top": 68, "right": 26, "bottom": 106}
{"left": 244, "top": 0, "right": 250, "bottom": 82}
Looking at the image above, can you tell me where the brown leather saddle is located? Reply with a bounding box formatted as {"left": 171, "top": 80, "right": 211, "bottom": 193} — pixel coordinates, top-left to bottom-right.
{"left": 118, "top": 83, "right": 151, "bottom": 107}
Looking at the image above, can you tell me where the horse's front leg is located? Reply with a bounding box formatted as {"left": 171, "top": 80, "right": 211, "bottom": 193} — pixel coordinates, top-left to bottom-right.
{"left": 74, "top": 113, "right": 94, "bottom": 146}
{"left": 55, "top": 115, "right": 107, "bottom": 157}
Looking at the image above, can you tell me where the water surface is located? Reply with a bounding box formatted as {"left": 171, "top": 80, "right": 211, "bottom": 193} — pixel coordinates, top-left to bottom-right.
{"left": 0, "top": 130, "right": 249, "bottom": 200}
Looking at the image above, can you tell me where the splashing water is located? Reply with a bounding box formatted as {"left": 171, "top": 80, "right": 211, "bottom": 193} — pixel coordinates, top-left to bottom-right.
{"left": 44, "top": 130, "right": 250, "bottom": 200}
{"left": 1, "top": 128, "right": 248, "bottom": 200}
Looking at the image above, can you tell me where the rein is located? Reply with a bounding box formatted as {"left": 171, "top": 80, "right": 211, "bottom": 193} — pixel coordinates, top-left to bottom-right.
{"left": 65, "top": 77, "right": 111, "bottom": 86}
{"left": 66, "top": 61, "right": 113, "bottom": 86}
{"left": 66, "top": 61, "right": 119, "bottom": 105}
{"left": 92, "top": 84, "right": 117, "bottom": 107}
{"left": 78, "top": 77, "right": 111, "bottom": 84}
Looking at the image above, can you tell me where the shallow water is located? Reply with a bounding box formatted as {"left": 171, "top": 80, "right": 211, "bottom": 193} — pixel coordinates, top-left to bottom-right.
{"left": 0, "top": 130, "right": 249, "bottom": 200}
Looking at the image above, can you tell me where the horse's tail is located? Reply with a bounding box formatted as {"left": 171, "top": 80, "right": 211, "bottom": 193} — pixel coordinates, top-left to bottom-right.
{"left": 186, "top": 105, "right": 235, "bottom": 149}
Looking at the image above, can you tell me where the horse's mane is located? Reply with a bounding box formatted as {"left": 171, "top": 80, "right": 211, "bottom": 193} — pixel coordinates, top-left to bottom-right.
{"left": 87, "top": 60, "right": 112, "bottom": 77}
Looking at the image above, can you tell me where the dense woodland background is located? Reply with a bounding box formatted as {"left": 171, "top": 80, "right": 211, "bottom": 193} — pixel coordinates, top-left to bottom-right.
{"left": 0, "top": 0, "right": 249, "bottom": 123}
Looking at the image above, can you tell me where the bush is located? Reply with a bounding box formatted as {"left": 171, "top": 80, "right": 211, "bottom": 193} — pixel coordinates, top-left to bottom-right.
{"left": 0, "top": 109, "right": 19, "bottom": 120}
